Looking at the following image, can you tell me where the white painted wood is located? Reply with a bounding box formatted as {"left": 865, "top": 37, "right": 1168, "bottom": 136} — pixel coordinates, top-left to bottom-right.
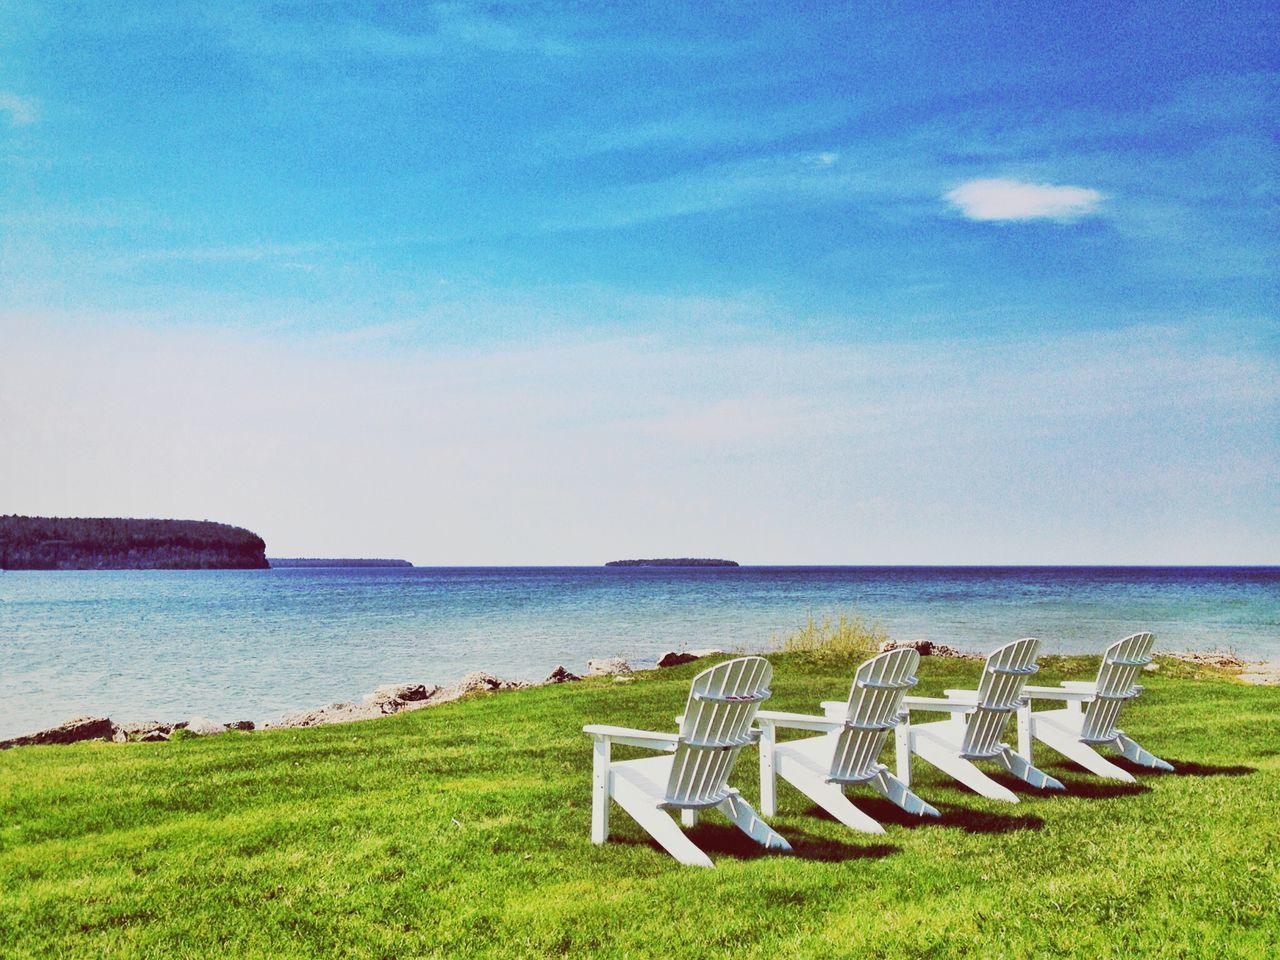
{"left": 582, "top": 655, "right": 791, "bottom": 867}
{"left": 591, "top": 737, "right": 610, "bottom": 843}
{"left": 895, "top": 720, "right": 911, "bottom": 787}
{"left": 756, "top": 648, "right": 939, "bottom": 833}
{"left": 758, "top": 720, "right": 777, "bottom": 816}
{"left": 910, "top": 724, "right": 1021, "bottom": 803}
{"left": 1017, "top": 703, "right": 1031, "bottom": 759}
{"left": 717, "top": 793, "right": 792, "bottom": 850}
{"left": 582, "top": 725, "right": 680, "bottom": 750}
{"left": 1027, "top": 710, "right": 1137, "bottom": 781}
{"left": 1116, "top": 732, "right": 1174, "bottom": 770}
{"left": 611, "top": 777, "right": 714, "bottom": 868}
{"left": 900, "top": 637, "right": 1064, "bottom": 802}
{"left": 1022, "top": 633, "right": 1173, "bottom": 778}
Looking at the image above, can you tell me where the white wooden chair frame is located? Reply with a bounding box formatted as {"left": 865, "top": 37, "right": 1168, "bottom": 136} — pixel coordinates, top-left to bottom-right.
{"left": 583, "top": 656, "right": 791, "bottom": 868}
{"left": 888, "top": 637, "right": 1065, "bottom": 803}
{"left": 1016, "top": 632, "right": 1173, "bottom": 782}
{"left": 755, "top": 648, "right": 939, "bottom": 834}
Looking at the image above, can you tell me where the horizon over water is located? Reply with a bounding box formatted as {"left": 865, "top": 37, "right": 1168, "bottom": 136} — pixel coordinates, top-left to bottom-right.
{"left": 1, "top": 565, "right": 1276, "bottom": 739}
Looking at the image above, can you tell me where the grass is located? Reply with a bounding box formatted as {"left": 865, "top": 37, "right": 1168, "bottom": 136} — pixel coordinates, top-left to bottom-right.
{"left": 770, "top": 611, "right": 888, "bottom": 663}
{"left": 1, "top": 650, "right": 1278, "bottom": 959}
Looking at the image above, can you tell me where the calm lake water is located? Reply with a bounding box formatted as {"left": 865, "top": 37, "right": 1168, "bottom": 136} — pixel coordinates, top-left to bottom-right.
{"left": 1, "top": 566, "right": 1277, "bottom": 738}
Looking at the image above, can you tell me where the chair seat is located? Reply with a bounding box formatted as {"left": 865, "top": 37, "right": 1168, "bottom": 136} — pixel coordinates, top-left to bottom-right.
{"left": 910, "top": 717, "right": 1010, "bottom": 761}
{"left": 1031, "top": 706, "right": 1123, "bottom": 745}
{"left": 610, "top": 754, "right": 675, "bottom": 797}
{"left": 908, "top": 717, "right": 965, "bottom": 744}
{"left": 1030, "top": 707, "right": 1082, "bottom": 733}
{"left": 775, "top": 732, "right": 837, "bottom": 772}
{"left": 776, "top": 732, "right": 882, "bottom": 784}
{"left": 611, "top": 754, "right": 736, "bottom": 809}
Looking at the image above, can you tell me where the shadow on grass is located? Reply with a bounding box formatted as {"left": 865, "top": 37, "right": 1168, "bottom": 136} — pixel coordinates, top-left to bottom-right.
{"left": 1117, "top": 757, "right": 1256, "bottom": 778}
{"left": 1050, "top": 777, "right": 1150, "bottom": 799}
{"left": 802, "top": 797, "right": 1044, "bottom": 835}
{"left": 616, "top": 823, "right": 898, "bottom": 864}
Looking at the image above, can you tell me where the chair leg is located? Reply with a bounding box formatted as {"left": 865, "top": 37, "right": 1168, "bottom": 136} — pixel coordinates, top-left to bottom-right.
{"left": 758, "top": 723, "right": 777, "bottom": 817}
{"left": 717, "top": 793, "right": 793, "bottom": 851}
{"left": 867, "top": 765, "right": 939, "bottom": 817}
{"left": 1016, "top": 703, "right": 1033, "bottom": 761}
{"left": 1115, "top": 731, "right": 1174, "bottom": 771}
{"left": 681, "top": 809, "right": 699, "bottom": 828}
{"left": 591, "top": 738, "right": 610, "bottom": 843}
{"left": 1033, "top": 720, "right": 1136, "bottom": 782}
{"left": 913, "top": 737, "right": 1020, "bottom": 803}
{"left": 895, "top": 723, "right": 912, "bottom": 786}
{"left": 612, "top": 785, "right": 714, "bottom": 867}
{"left": 995, "top": 745, "right": 1065, "bottom": 791}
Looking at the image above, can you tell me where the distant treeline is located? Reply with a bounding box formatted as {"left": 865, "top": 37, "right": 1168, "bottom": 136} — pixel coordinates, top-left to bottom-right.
{"left": 269, "top": 558, "right": 413, "bottom": 568}
{"left": 0, "top": 516, "right": 268, "bottom": 570}
{"left": 605, "top": 558, "right": 739, "bottom": 567}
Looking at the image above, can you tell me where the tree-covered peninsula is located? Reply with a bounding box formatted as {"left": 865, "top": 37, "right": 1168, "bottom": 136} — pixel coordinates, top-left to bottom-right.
{"left": 0, "top": 516, "right": 268, "bottom": 570}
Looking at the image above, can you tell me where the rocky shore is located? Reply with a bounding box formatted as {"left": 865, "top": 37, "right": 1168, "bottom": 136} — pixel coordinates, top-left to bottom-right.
{"left": 0, "top": 649, "right": 723, "bottom": 749}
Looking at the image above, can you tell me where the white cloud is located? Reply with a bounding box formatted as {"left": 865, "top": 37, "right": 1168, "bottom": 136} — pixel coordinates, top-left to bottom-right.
{"left": 946, "top": 178, "right": 1103, "bottom": 222}
{"left": 0, "top": 91, "right": 38, "bottom": 126}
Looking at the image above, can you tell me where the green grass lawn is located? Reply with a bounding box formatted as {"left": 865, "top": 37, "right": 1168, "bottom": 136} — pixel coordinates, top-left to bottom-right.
{"left": 2, "top": 652, "right": 1277, "bottom": 959}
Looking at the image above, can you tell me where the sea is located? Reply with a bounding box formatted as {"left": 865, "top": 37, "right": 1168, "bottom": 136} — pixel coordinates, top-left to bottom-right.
{"left": 1, "top": 566, "right": 1277, "bottom": 740}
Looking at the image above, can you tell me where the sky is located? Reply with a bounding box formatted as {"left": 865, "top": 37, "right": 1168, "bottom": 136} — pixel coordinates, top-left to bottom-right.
{"left": 1, "top": 1, "right": 1277, "bottom": 564}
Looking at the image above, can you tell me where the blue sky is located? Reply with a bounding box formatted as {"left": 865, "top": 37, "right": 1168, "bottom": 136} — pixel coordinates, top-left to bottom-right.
{"left": 1, "top": 2, "right": 1276, "bottom": 562}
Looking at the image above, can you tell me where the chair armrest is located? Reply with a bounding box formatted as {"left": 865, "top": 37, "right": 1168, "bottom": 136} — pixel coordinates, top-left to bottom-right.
{"left": 582, "top": 725, "right": 681, "bottom": 750}
{"left": 756, "top": 710, "right": 844, "bottom": 733}
{"left": 820, "top": 701, "right": 846, "bottom": 716}
{"left": 1022, "top": 685, "right": 1095, "bottom": 702}
{"left": 901, "top": 696, "right": 977, "bottom": 714}
{"left": 1061, "top": 681, "right": 1098, "bottom": 691}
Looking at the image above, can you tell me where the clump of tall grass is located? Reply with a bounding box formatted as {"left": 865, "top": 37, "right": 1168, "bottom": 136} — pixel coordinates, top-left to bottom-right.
{"left": 771, "top": 612, "right": 889, "bottom": 663}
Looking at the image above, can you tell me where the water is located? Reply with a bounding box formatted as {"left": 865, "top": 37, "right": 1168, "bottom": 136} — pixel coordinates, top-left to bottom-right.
{"left": 1, "top": 566, "right": 1276, "bottom": 739}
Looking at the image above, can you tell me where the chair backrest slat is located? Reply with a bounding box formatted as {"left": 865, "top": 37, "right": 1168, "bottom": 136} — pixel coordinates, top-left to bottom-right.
{"left": 664, "top": 656, "right": 772, "bottom": 807}
{"left": 1081, "top": 632, "right": 1155, "bottom": 743}
{"left": 961, "top": 637, "right": 1040, "bottom": 759}
{"left": 827, "top": 648, "right": 920, "bottom": 783}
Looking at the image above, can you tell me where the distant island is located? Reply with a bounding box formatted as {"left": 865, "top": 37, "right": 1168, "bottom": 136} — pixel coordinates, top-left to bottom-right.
{"left": 605, "top": 558, "right": 739, "bottom": 567}
{"left": 269, "top": 558, "right": 413, "bottom": 568}
{"left": 0, "top": 516, "right": 268, "bottom": 570}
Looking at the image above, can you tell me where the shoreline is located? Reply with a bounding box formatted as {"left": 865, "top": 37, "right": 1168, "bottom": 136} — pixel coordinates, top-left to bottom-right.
{"left": 3, "top": 646, "right": 1275, "bottom": 750}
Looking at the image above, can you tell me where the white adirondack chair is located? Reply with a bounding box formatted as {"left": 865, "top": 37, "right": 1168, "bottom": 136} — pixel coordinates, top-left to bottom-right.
{"left": 1016, "top": 632, "right": 1173, "bottom": 781}
{"left": 755, "top": 648, "right": 940, "bottom": 834}
{"left": 582, "top": 656, "right": 792, "bottom": 868}
{"left": 889, "top": 637, "right": 1065, "bottom": 803}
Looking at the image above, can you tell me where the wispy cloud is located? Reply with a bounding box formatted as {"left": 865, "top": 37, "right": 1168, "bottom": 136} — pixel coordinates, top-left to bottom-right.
{"left": 204, "top": 2, "right": 591, "bottom": 62}
{"left": 946, "top": 178, "right": 1104, "bottom": 222}
{"left": 540, "top": 149, "right": 881, "bottom": 231}
{"left": 0, "top": 91, "right": 38, "bottom": 126}
{"left": 534, "top": 103, "right": 851, "bottom": 162}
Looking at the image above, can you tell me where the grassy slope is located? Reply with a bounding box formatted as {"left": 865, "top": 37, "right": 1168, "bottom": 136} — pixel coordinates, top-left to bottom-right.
{"left": 1, "top": 653, "right": 1277, "bottom": 959}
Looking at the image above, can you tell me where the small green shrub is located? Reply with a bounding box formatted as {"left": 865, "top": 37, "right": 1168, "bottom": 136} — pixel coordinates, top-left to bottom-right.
{"left": 771, "top": 611, "right": 887, "bottom": 663}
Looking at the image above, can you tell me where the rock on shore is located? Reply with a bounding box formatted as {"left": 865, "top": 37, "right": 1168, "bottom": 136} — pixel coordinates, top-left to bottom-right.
{"left": 0, "top": 716, "right": 115, "bottom": 749}
{"left": 880, "top": 638, "right": 978, "bottom": 659}
{"left": 543, "top": 665, "right": 581, "bottom": 683}
{"left": 585, "top": 657, "right": 632, "bottom": 677}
